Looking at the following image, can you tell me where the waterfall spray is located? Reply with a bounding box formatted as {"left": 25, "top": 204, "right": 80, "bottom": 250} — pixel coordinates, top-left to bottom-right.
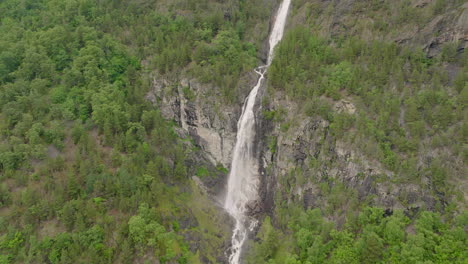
{"left": 224, "top": 1, "right": 291, "bottom": 263}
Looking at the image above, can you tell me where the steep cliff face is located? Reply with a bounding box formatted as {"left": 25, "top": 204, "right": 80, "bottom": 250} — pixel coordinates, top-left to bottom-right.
{"left": 146, "top": 76, "right": 239, "bottom": 168}
{"left": 147, "top": 0, "right": 468, "bottom": 219}
{"left": 147, "top": 0, "right": 466, "bottom": 234}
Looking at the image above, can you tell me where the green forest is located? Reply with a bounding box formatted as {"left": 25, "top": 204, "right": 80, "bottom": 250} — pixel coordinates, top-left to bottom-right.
{"left": 0, "top": 0, "right": 466, "bottom": 263}
{"left": 0, "top": 0, "right": 267, "bottom": 262}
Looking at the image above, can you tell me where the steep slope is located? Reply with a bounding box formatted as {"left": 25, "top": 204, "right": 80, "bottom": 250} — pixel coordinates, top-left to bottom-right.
{"left": 261, "top": 0, "right": 466, "bottom": 218}
{"left": 0, "top": 0, "right": 274, "bottom": 263}
{"left": 246, "top": 0, "right": 467, "bottom": 262}
{"left": 149, "top": 0, "right": 467, "bottom": 263}
{"left": 1, "top": 0, "right": 466, "bottom": 263}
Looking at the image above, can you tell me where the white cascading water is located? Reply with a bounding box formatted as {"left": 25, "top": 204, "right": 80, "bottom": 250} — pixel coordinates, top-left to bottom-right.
{"left": 224, "top": 0, "right": 291, "bottom": 263}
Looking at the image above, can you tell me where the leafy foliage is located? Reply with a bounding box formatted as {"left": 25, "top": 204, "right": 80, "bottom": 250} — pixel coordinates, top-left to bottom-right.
{"left": 0, "top": 0, "right": 262, "bottom": 262}
{"left": 247, "top": 209, "right": 467, "bottom": 264}
{"left": 268, "top": 26, "right": 466, "bottom": 190}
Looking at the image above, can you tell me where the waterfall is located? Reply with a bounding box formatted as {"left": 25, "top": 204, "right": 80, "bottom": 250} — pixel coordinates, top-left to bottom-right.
{"left": 224, "top": 0, "right": 291, "bottom": 263}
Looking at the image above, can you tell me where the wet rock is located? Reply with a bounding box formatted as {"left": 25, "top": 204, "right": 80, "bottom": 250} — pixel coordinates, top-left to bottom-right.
{"left": 246, "top": 200, "right": 263, "bottom": 217}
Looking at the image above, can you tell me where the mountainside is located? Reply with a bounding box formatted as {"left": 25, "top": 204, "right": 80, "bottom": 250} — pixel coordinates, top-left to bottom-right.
{"left": 0, "top": 0, "right": 466, "bottom": 263}
{"left": 245, "top": 1, "right": 467, "bottom": 262}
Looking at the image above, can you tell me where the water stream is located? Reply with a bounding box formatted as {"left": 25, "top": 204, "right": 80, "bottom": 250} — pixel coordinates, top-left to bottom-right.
{"left": 224, "top": 1, "right": 291, "bottom": 263}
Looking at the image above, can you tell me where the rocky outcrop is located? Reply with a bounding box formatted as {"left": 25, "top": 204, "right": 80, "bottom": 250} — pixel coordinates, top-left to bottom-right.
{"left": 422, "top": 2, "right": 468, "bottom": 57}
{"left": 288, "top": 0, "right": 467, "bottom": 58}
{"left": 334, "top": 99, "right": 356, "bottom": 115}
{"left": 255, "top": 91, "right": 441, "bottom": 221}
{"left": 146, "top": 76, "right": 239, "bottom": 169}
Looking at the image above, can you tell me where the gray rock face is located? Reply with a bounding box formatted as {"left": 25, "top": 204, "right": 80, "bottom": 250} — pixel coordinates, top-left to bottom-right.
{"left": 422, "top": 4, "right": 468, "bottom": 58}
{"left": 146, "top": 76, "right": 239, "bottom": 169}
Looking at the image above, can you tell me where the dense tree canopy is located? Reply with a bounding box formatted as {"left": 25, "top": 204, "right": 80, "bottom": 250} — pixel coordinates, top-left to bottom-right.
{"left": 0, "top": 0, "right": 466, "bottom": 263}
{"left": 0, "top": 0, "right": 271, "bottom": 262}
